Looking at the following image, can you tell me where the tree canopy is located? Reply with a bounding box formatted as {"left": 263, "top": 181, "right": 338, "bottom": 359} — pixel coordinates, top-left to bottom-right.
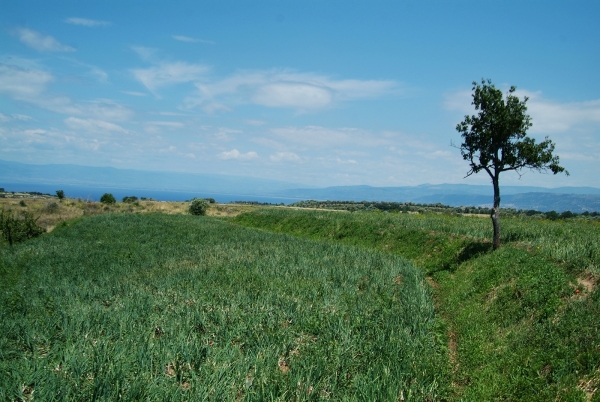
{"left": 456, "top": 79, "right": 568, "bottom": 249}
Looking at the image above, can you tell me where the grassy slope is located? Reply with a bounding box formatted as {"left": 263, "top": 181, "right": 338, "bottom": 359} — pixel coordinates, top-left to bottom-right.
{"left": 0, "top": 213, "right": 448, "bottom": 401}
{"left": 233, "top": 209, "right": 600, "bottom": 401}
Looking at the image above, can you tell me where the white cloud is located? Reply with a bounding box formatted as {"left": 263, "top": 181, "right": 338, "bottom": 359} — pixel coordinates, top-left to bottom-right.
{"left": 15, "top": 28, "right": 75, "bottom": 52}
{"left": 172, "top": 35, "right": 215, "bottom": 44}
{"left": 64, "top": 117, "right": 129, "bottom": 133}
{"left": 0, "top": 64, "right": 54, "bottom": 99}
{"left": 132, "top": 62, "right": 210, "bottom": 94}
{"left": 146, "top": 121, "right": 184, "bottom": 127}
{"left": 516, "top": 90, "right": 600, "bottom": 133}
{"left": 121, "top": 91, "right": 148, "bottom": 97}
{"left": 244, "top": 119, "right": 267, "bottom": 126}
{"left": 144, "top": 121, "right": 185, "bottom": 134}
{"left": 131, "top": 46, "right": 159, "bottom": 62}
{"left": 271, "top": 125, "right": 388, "bottom": 148}
{"left": 0, "top": 113, "right": 33, "bottom": 122}
{"left": 272, "top": 126, "right": 351, "bottom": 147}
{"left": 188, "top": 69, "right": 396, "bottom": 112}
{"left": 444, "top": 88, "right": 600, "bottom": 134}
{"left": 335, "top": 157, "right": 357, "bottom": 164}
{"left": 0, "top": 68, "right": 134, "bottom": 119}
{"left": 201, "top": 102, "right": 232, "bottom": 114}
{"left": 218, "top": 149, "right": 258, "bottom": 160}
{"left": 252, "top": 83, "right": 332, "bottom": 109}
{"left": 270, "top": 151, "right": 301, "bottom": 162}
{"left": 65, "top": 17, "right": 110, "bottom": 27}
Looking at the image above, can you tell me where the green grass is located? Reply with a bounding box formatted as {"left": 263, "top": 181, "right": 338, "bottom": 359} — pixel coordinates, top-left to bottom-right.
{"left": 0, "top": 213, "right": 448, "bottom": 401}
{"left": 233, "top": 209, "right": 600, "bottom": 401}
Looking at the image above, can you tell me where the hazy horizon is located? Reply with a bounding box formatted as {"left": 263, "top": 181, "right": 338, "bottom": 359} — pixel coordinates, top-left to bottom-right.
{"left": 2, "top": 1, "right": 599, "bottom": 188}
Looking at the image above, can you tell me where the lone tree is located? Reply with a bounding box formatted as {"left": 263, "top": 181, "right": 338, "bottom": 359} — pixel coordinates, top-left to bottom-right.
{"left": 456, "top": 79, "right": 568, "bottom": 249}
{"left": 100, "top": 193, "right": 116, "bottom": 204}
{"left": 56, "top": 190, "right": 65, "bottom": 200}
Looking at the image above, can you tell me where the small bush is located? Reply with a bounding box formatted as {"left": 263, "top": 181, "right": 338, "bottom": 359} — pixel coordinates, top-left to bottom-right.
{"left": 100, "top": 193, "right": 116, "bottom": 204}
{"left": 43, "top": 202, "right": 60, "bottom": 213}
{"left": 19, "top": 200, "right": 26, "bottom": 207}
{"left": 122, "top": 196, "right": 138, "bottom": 203}
{"left": 0, "top": 209, "right": 45, "bottom": 246}
{"left": 189, "top": 199, "right": 209, "bottom": 216}
{"left": 83, "top": 203, "right": 102, "bottom": 215}
{"left": 56, "top": 190, "right": 65, "bottom": 200}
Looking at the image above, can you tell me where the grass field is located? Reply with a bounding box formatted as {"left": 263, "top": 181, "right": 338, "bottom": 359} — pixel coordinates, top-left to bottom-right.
{"left": 233, "top": 209, "right": 600, "bottom": 401}
{"left": 0, "top": 213, "right": 448, "bottom": 401}
{"left": 0, "top": 197, "right": 256, "bottom": 234}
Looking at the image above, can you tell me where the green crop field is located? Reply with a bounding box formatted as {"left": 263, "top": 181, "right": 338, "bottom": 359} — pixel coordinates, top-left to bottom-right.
{"left": 0, "top": 213, "right": 448, "bottom": 401}
{"left": 2, "top": 206, "right": 599, "bottom": 401}
{"left": 234, "top": 209, "right": 600, "bottom": 401}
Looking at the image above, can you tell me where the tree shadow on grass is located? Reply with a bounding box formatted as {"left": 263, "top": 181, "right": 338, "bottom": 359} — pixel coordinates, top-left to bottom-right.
{"left": 457, "top": 241, "right": 493, "bottom": 265}
{"left": 429, "top": 241, "right": 492, "bottom": 273}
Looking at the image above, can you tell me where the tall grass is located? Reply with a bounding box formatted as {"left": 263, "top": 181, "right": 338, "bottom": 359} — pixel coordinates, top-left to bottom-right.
{"left": 232, "top": 208, "right": 600, "bottom": 400}
{"left": 234, "top": 209, "right": 600, "bottom": 274}
{"left": 0, "top": 213, "right": 448, "bottom": 401}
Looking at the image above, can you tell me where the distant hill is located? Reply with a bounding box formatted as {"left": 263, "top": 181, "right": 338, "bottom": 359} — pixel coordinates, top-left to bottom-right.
{"left": 2, "top": 160, "right": 599, "bottom": 212}
{"left": 276, "top": 185, "right": 600, "bottom": 213}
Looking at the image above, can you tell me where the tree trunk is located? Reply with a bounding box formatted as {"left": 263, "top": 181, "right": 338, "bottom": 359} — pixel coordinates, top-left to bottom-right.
{"left": 490, "top": 177, "right": 501, "bottom": 250}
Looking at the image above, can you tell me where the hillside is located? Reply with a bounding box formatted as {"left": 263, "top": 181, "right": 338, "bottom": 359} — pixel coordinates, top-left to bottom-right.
{"left": 233, "top": 209, "right": 600, "bottom": 401}
{"left": 0, "top": 213, "right": 447, "bottom": 400}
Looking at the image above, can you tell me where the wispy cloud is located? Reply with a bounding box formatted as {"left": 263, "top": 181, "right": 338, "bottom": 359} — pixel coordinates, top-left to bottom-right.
{"left": 65, "top": 17, "right": 110, "bottom": 27}
{"left": 516, "top": 90, "right": 600, "bottom": 134}
{"left": 131, "top": 46, "right": 159, "bottom": 62}
{"left": 121, "top": 91, "right": 148, "bottom": 97}
{"left": 244, "top": 119, "right": 267, "bottom": 126}
{"left": 444, "top": 88, "right": 600, "bottom": 134}
{"left": 172, "top": 35, "right": 215, "bottom": 44}
{"left": 0, "top": 63, "right": 134, "bottom": 121}
{"left": 15, "top": 28, "right": 75, "bottom": 52}
{"left": 144, "top": 121, "right": 185, "bottom": 134}
{"left": 64, "top": 117, "right": 129, "bottom": 133}
{"left": 132, "top": 62, "right": 210, "bottom": 94}
{"left": 187, "top": 69, "right": 397, "bottom": 112}
{"left": 271, "top": 125, "right": 389, "bottom": 148}
{"left": 270, "top": 151, "right": 301, "bottom": 162}
{"left": 0, "top": 113, "right": 33, "bottom": 122}
{"left": 0, "top": 64, "right": 54, "bottom": 98}
{"left": 218, "top": 149, "right": 258, "bottom": 160}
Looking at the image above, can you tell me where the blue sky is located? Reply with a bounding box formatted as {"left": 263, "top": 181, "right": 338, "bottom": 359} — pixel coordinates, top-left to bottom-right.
{"left": 1, "top": 0, "right": 599, "bottom": 188}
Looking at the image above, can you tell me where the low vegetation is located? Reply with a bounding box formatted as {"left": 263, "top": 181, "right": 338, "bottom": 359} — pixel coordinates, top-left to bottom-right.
{"left": 0, "top": 213, "right": 447, "bottom": 400}
{"left": 233, "top": 209, "right": 600, "bottom": 400}
{"left": 188, "top": 198, "right": 209, "bottom": 216}
{"left": 0, "top": 196, "right": 255, "bottom": 235}
{"left": 2, "top": 193, "right": 599, "bottom": 400}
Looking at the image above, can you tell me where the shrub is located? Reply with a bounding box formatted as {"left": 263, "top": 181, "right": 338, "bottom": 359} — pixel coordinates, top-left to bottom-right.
{"left": 42, "top": 202, "right": 60, "bottom": 213}
{"left": 189, "top": 198, "right": 209, "bottom": 216}
{"left": 122, "top": 196, "right": 138, "bottom": 203}
{"left": 100, "top": 193, "right": 116, "bottom": 204}
{"left": 56, "top": 190, "right": 65, "bottom": 200}
{"left": 19, "top": 200, "right": 26, "bottom": 207}
{"left": 0, "top": 209, "right": 45, "bottom": 246}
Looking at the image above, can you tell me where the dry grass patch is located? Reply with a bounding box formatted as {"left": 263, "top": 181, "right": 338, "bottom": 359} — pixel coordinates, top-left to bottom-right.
{"left": 1, "top": 196, "right": 262, "bottom": 232}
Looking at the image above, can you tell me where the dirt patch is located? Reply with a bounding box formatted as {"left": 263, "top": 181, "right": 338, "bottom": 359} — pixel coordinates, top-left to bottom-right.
{"left": 426, "top": 276, "right": 439, "bottom": 289}
{"left": 577, "top": 276, "right": 596, "bottom": 293}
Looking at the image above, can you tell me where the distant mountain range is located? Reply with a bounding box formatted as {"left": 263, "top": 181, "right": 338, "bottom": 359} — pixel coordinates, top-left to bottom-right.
{"left": 276, "top": 186, "right": 600, "bottom": 213}
{"left": 2, "top": 160, "right": 599, "bottom": 213}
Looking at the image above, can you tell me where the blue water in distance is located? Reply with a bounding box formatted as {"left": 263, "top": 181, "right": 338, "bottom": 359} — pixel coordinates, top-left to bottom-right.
{"left": 1, "top": 182, "right": 304, "bottom": 204}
